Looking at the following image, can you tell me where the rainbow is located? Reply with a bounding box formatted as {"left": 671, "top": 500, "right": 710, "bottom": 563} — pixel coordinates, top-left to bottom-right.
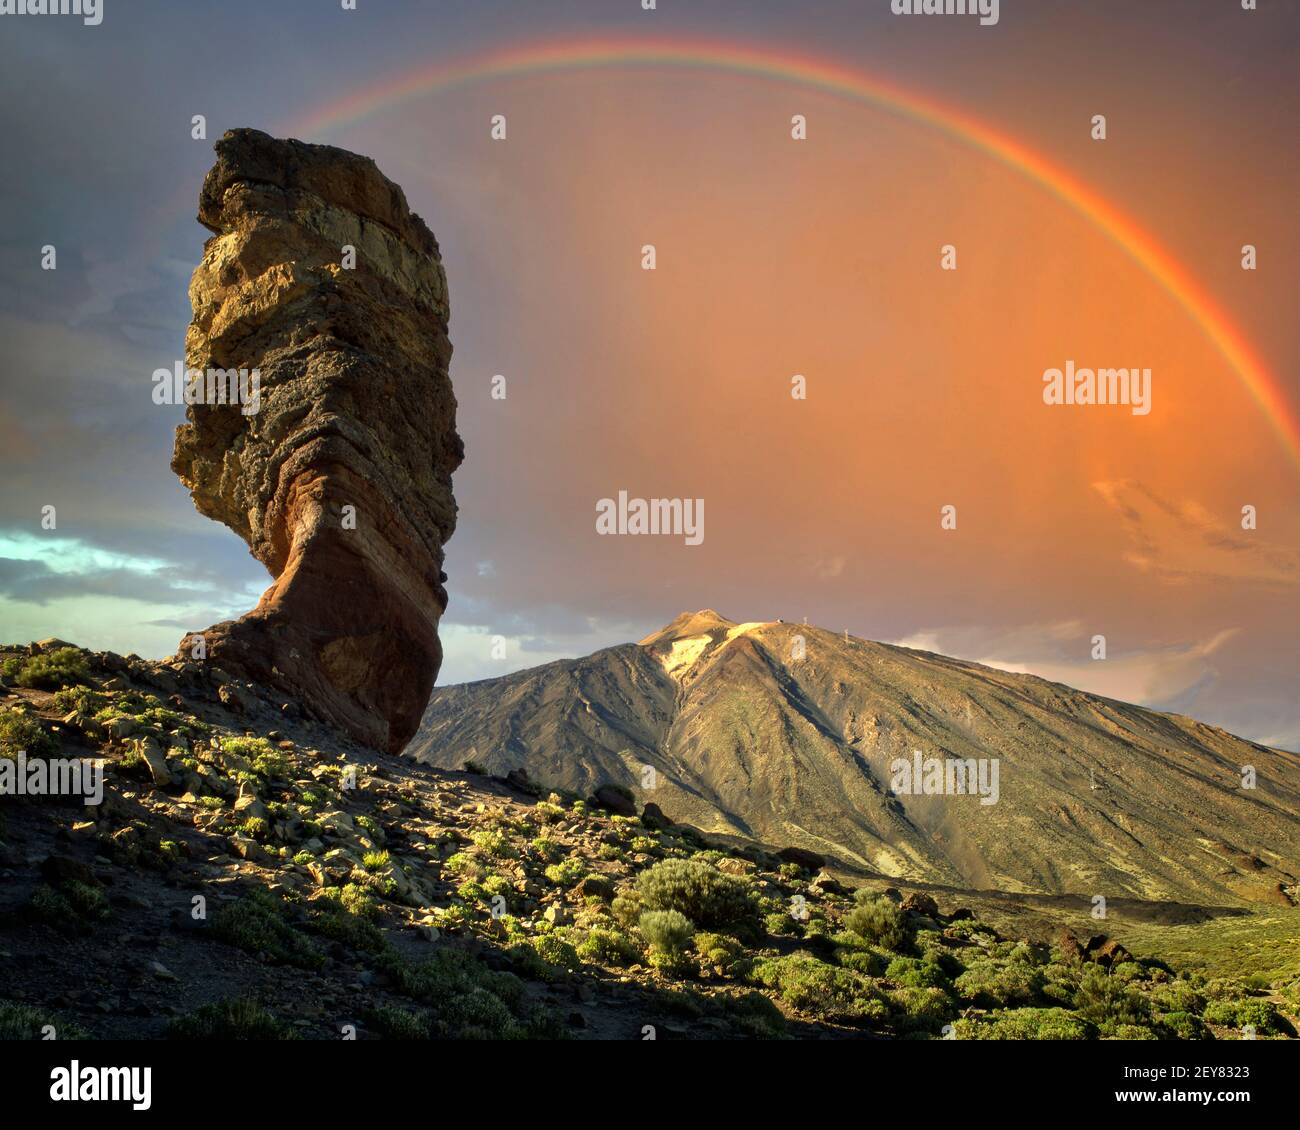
{"left": 283, "top": 36, "right": 1300, "bottom": 469}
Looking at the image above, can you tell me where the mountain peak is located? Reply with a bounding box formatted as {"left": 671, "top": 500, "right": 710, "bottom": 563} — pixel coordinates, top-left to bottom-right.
{"left": 638, "top": 608, "right": 737, "bottom": 647}
{"left": 416, "top": 618, "right": 1300, "bottom": 906}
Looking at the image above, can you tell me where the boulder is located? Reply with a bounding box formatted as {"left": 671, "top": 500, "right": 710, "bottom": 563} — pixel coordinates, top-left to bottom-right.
{"left": 136, "top": 737, "right": 173, "bottom": 788}
{"left": 233, "top": 785, "right": 268, "bottom": 823}
{"left": 505, "top": 767, "right": 541, "bottom": 796}
{"left": 592, "top": 784, "right": 637, "bottom": 817}
{"left": 172, "top": 129, "right": 462, "bottom": 754}
{"left": 1086, "top": 935, "right": 1133, "bottom": 968}
{"left": 810, "top": 871, "right": 847, "bottom": 897}
{"left": 639, "top": 802, "right": 674, "bottom": 830}
{"left": 900, "top": 891, "right": 940, "bottom": 918}
{"left": 1056, "top": 930, "right": 1085, "bottom": 963}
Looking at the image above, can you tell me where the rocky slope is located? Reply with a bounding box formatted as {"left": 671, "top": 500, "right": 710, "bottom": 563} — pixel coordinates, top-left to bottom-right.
{"left": 412, "top": 611, "right": 1300, "bottom": 907}
{"left": 3, "top": 640, "right": 1295, "bottom": 1041}
{"left": 172, "top": 129, "right": 462, "bottom": 754}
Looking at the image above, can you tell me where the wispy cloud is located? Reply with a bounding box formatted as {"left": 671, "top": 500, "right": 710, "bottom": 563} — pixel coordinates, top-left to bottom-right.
{"left": 1094, "top": 480, "right": 1299, "bottom": 586}
{"left": 888, "top": 620, "right": 1241, "bottom": 711}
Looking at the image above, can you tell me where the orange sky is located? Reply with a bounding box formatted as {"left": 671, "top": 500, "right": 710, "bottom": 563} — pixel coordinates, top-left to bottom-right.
{"left": 1, "top": 3, "right": 1295, "bottom": 746}
{"left": 350, "top": 66, "right": 1297, "bottom": 745}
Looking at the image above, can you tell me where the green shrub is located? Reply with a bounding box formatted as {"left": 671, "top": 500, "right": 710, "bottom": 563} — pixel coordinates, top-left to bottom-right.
{"left": 636, "top": 858, "right": 758, "bottom": 933}
{"left": 723, "top": 991, "right": 787, "bottom": 1038}
{"left": 237, "top": 817, "right": 270, "bottom": 840}
{"left": 577, "top": 927, "right": 641, "bottom": 967}
{"left": 168, "top": 997, "right": 295, "bottom": 1039}
{"left": 52, "top": 686, "right": 107, "bottom": 714}
{"left": 543, "top": 858, "right": 586, "bottom": 886}
{"left": 362, "top": 849, "right": 391, "bottom": 871}
{"left": 364, "top": 1003, "right": 432, "bottom": 1040}
{"left": 889, "top": 986, "right": 956, "bottom": 1033}
{"left": 1160, "top": 1011, "right": 1210, "bottom": 1040}
{"left": 481, "top": 874, "right": 512, "bottom": 899}
{"left": 639, "top": 909, "right": 694, "bottom": 955}
{"left": 29, "top": 884, "right": 105, "bottom": 933}
{"left": 530, "top": 836, "right": 563, "bottom": 862}
{"left": 1104, "top": 1024, "right": 1160, "bottom": 1040}
{"left": 952, "top": 1007, "right": 1093, "bottom": 1040}
{"left": 837, "top": 947, "right": 888, "bottom": 977}
{"left": 308, "top": 884, "right": 387, "bottom": 954}
{"left": 844, "top": 895, "right": 911, "bottom": 951}
{"left": 0, "top": 708, "right": 57, "bottom": 758}
{"left": 1150, "top": 980, "right": 1206, "bottom": 1016}
{"left": 1073, "top": 964, "right": 1151, "bottom": 1035}
{"left": 954, "top": 959, "right": 1045, "bottom": 1007}
{"left": 212, "top": 889, "right": 324, "bottom": 969}
{"left": 387, "top": 950, "right": 560, "bottom": 1039}
{"left": 752, "top": 953, "right": 888, "bottom": 1025}
{"left": 886, "top": 956, "right": 951, "bottom": 990}
{"left": 611, "top": 892, "right": 643, "bottom": 929}
{"left": 472, "top": 828, "right": 514, "bottom": 857}
{"left": 220, "top": 737, "right": 290, "bottom": 781}
{"left": 0, "top": 1000, "right": 87, "bottom": 1040}
{"left": 1202, "top": 997, "right": 1285, "bottom": 1036}
{"left": 694, "top": 932, "right": 753, "bottom": 979}
{"left": 529, "top": 933, "right": 583, "bottom": 973}
{"left": 766, "top": 910, "right": 801, "bottom": 938}
{"left": 3, "top": 648, "right": 88, "bottom": 690}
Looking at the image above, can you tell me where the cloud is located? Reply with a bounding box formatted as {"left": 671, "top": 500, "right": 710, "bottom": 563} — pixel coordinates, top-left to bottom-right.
{"left": 810, "top": 555, "right": 848, "bottom": 580}
{"left": 887, "top": 620, "right": 1241, "bottom": 711}
{"left": 0, "top": 529, "right": 262, "bottom": 663}
{"left": 1093, "top": 480, "right": 1299, "bottom": 586}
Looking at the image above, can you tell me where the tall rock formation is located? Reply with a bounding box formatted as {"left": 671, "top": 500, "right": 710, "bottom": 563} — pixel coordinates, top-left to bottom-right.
{"left": 173, "top": 129, "right": 461, "bottom": 754}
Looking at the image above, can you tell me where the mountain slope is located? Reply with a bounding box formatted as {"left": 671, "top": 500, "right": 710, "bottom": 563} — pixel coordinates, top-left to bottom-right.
{"left": 411, "top": 611, "right": 1300, "bottom": 906}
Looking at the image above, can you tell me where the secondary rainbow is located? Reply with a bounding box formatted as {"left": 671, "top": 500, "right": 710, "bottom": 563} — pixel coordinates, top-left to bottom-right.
{"left": 285, "top": 36, "right": 1300, "bottom": 469}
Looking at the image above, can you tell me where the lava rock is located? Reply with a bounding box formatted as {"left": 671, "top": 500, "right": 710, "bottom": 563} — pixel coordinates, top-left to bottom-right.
{"left": 172, "top": 129, "right": 462, "bottom": 755}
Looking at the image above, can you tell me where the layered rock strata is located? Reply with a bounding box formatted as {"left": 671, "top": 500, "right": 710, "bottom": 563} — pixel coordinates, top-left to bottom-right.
{"left": 173, "top": 128, "right": 461, "bottom": 753}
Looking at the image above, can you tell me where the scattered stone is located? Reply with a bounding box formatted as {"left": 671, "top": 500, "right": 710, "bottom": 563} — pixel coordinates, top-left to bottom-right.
{"left": 105, "top": 716, "right": 138, "bottom": 740}
{"left": 900, "top": 891, "right": 940, "bottom": 917}
{"left": 233, "top": 785, "right": 268, "bottom": 822}
{"left": 136, "top": 737, "right": 174, "bottom": 788}
{"left": 217, "top": 683, "right": 254, "bottom": 713}
{"left": 505, "top": 767, "right": 541, "bottom": 796}
{"left": 810, "top": 871, "right": 847, "bottom": 896}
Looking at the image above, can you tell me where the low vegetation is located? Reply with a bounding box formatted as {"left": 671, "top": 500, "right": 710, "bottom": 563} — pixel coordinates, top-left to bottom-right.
{"left": 1, "top": 640, "right": 1295, "bottom": 1041}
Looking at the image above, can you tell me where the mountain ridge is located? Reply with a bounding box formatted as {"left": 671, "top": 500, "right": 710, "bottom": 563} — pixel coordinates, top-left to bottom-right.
{"left": 411, "top": 610, "right": 1300, "bottom": 907}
